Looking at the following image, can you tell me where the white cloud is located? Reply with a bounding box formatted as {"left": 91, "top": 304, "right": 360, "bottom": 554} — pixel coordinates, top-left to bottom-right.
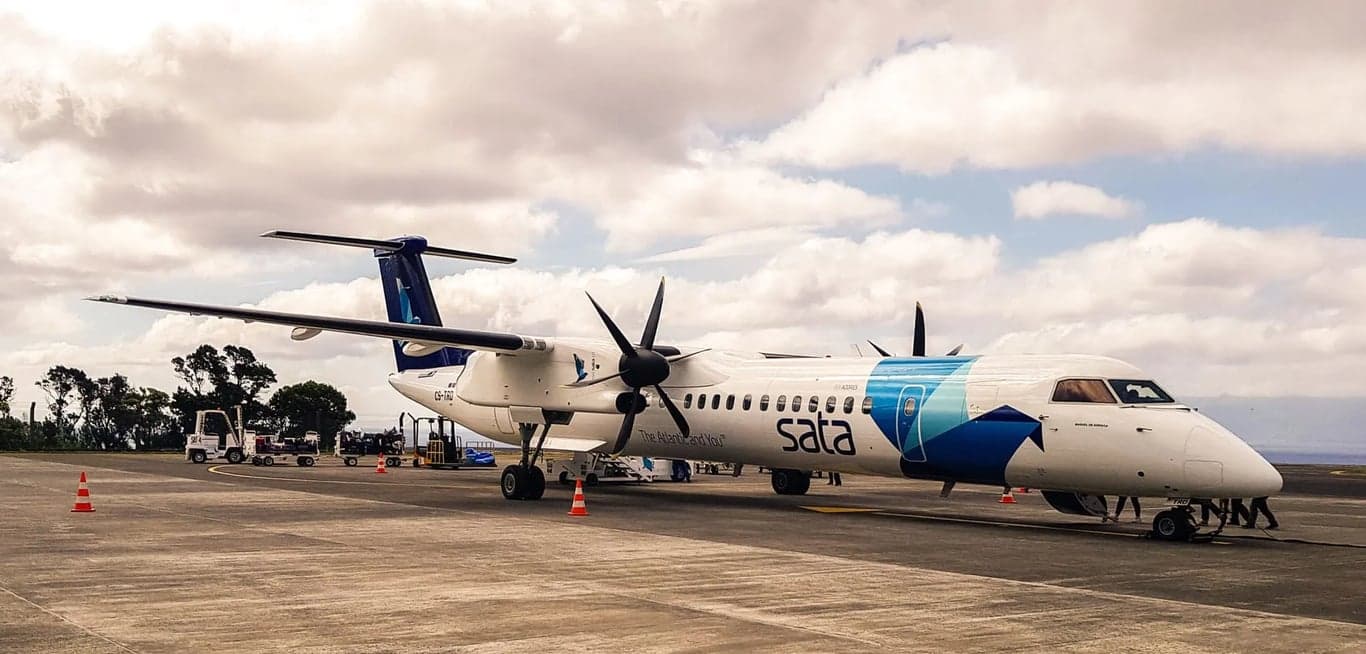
{"left": 1011, "top": 181, "right": 1137, "bottom": 220}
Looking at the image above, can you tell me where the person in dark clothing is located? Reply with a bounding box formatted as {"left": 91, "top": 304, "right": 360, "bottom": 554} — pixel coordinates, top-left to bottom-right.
{"left": 1200, "top": 498, "right": 1230, "bottom": 526}
{"left": 1229, "top": 498, "right": 1251, "bottom": 526}
{"left": 825, "top": 471, "right": 842, "bottom": 486}
{"left": 732, "top": 463, "right": 744, "bottom": 477}
{"left": 1245, "top": 496, "right": 1278, "bottom": 529}
{"left": 1114, "top": 496, "right": 1141, "bottom": 522}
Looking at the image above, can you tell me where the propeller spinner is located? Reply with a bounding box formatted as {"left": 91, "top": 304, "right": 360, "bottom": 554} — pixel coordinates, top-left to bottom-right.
{"left": 584, "top": 278, "right": 691, "bottom": 454}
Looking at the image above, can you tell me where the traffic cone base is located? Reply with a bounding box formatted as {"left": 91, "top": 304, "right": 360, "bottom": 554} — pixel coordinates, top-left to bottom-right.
{"left": 71, "top": 471, "right": 95, "bottom": 513}
{"left": 999, "top": 490, "right": 1017, "bottom": 504}
{"left": 375, "top": 455, "right": 387, "bottom": 474}
{"left": 567, "top": 479, "right": 589, "bottom": 516}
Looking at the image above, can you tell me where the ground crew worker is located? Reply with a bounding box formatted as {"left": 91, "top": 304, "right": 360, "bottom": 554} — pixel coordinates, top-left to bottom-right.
{"left": 1200, "top": 498, "right": 1229, "bottom": 526}
{"left": 1229, "top": 498, "right": 1251, "bottom": 526}
{"left": 1114, "top": 496, "right": 1141, "bottom": 522}
{"left": 1245, "top": 496, "right": 1279, "bottom": 529}
{"left": 827, "top": 471, "right": 842, "bottom": 486}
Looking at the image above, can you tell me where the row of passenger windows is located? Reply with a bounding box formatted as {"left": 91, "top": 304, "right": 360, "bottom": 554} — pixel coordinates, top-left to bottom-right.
{"left": 682, "top": 392, "right": 875, "bottom": 415}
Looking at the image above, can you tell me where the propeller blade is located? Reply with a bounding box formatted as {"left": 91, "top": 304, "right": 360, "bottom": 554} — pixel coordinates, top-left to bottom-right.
{"left": 666, "top": 348, "right": 711, "bottom": 363}
{"left": 654, "top": 385, "right": 690, "bottom": 437}
{"left": 611, "top": 391, "right": 643, "bottom": 454}
{"left": 945, "top": 344, "right": 964, "bottom": 356}
{"left": 867, "top": 340, "right": 893, "bottom": 357}
{"left": 640, "top": 277, "right": 665, "bottom": 350}
{"left": 586, "top": 292, "right": 637, "bottom": 358}
{"left": 913, "top": 301, "right": 926, "bottom": 357}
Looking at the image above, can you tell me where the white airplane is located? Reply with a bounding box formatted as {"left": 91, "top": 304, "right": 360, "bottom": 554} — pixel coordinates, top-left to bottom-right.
{"left": 90, "top": 231, "right": 1282, "bottom": 542}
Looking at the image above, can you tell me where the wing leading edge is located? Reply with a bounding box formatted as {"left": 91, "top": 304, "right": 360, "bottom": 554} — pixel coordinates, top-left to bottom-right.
{"left": 87, "top": 296, "right": 550, "bottom": 354}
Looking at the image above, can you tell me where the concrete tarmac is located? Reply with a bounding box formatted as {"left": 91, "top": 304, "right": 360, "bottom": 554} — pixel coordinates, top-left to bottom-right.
{"left": 2, "top": 453, "right": 1364, "bottom": 653}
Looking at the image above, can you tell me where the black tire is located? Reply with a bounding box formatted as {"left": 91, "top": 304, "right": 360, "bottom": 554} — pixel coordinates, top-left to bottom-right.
{"left": 299, "top": 457, "right": 314, "bottom": 467}
{"left": 263, "top": 457, "right": 275, "bottom": 467}
{"left": 190, "top": 450, "right": 207, "bottom": 464}
{"left": 559, "top": 471, "right": 572, "bottom": 485}
{"left": 501, "top": 465, "right": 526, "bottom": 500}
{"left": 344, "top": 457, "right": 357, "bottom": 467}
{"left": 771, "top": 469, "right": 811, "bottom": 495}
{"left": 1152, "top": 510, "right": 1195, "bottom": 541}
{"left": 585, "top": 473, "right": 599, "bottom": 487}
{"left": 525, "top": 465, "right": 546, "bottom": 500}
{"left": 226, "top": 449, "right": 244, "bottom": 464}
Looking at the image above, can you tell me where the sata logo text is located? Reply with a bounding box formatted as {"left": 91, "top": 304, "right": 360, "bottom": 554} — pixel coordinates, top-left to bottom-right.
{"left": 776, "top": 413, "right": 856, "bottom": 455}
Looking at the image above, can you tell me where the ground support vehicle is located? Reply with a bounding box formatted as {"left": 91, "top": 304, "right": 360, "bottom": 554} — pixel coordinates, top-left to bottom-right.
{"left": 185, "top": 409, "right": 249, "bottom": 464}
{"left": 547, "top": 452, "right": 684, "bottom": 486}
{"left": 336, "top": 431, "right": 404, "bottom": 468}
{"left": 249, "top": 433, "right": 321, "bottom": 467}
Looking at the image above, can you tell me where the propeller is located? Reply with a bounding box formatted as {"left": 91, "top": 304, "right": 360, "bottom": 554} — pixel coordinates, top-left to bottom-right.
{"left": 868, "top": 302, "right": 963, "bottom": 357}
{"left": 584, "top": 278, "right": 691, "bottom": 454}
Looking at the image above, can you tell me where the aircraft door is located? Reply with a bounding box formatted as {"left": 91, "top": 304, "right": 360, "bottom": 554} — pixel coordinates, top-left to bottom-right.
{"left": 897, "top": 385, "right": 927, "bottom": 462}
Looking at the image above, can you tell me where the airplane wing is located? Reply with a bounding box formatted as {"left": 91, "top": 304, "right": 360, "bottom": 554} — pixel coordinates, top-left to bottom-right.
{"left": 86, "top": 296, "right": 550, "bottom": 354}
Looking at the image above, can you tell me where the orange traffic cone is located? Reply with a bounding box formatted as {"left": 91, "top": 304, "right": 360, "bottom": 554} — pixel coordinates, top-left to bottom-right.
{"left": 1016, "top": 487, "right": 1031, "bottom": 494}
{"left": 567, "top": 479, "right": 589, "bottom": 516}
{"left": 71, "top": 471, "right": 95, "bottom": 513}
{"left": 999, "top": 488, "right": 1017, "bottom": 504}
{"left": 375, "top": 455, "right": 387, "bottom": 474}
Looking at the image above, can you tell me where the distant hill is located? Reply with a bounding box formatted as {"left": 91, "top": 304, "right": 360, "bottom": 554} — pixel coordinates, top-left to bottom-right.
{"left": 1190, "top": 397, "right": 1366, "bottom": 464}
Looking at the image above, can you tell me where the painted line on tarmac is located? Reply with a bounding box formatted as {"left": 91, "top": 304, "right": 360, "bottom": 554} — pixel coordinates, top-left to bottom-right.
{"left": 207, "top": 465, "right": 477, "bottom": 490}
{"left": 800, "top": 504, "right": 1146, "bottom": 539}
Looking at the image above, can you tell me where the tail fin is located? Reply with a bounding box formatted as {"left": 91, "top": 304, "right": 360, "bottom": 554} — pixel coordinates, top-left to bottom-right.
{"left": 261, "top": 231, "right": 514, "bottom": 371}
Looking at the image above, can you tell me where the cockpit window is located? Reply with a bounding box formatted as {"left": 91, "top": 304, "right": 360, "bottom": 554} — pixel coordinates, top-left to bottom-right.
{"left": 1051, "top": 379, "right": 1117, "bottom": 403}
{"left": 1108, "top": 379, "right": 1174, "bottom": 404}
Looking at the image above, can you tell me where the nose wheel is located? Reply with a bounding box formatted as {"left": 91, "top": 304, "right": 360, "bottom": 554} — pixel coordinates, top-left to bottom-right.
{"left": 1149, "top": 501, "right": 1226, "bottom": 543}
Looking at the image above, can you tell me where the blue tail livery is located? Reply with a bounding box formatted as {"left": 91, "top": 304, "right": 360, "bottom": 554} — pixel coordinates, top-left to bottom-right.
{"left": 260, "top": 231, "right": 515, "bottom": 370}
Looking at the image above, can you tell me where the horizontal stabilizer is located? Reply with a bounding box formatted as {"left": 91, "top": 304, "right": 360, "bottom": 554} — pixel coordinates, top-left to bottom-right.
{"left": 262, "top": 230, "right": 516, "bottom": 265}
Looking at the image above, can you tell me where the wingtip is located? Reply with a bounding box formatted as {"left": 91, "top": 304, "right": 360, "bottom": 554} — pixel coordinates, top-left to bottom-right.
{"left": 85, "top": 295, "right": 127, "bottom": 304}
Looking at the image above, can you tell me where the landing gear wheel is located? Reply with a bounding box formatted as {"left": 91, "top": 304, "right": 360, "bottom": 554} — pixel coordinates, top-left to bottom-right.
{"left": 524, "top": 466, "right": 546, "bottom": 500}
{"left": 190, "top": 450, "right": 207, "bottom": 464}
{"left": 502, "top": 465, "right": 527, "bottom": 500}
{"left": 771, "top": 469, "right": 811, "bottom": 495}
{"left": 226, "top": 450, "right": 244, "bottom": 464}
{"left": 1152, "top": 509, "right": 1196, "bottom": 542}
{"left": 344, "top": 457, "right": 357, "bottom": 467}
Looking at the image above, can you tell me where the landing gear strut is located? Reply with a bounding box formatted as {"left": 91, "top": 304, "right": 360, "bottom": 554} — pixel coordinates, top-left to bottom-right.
{"left": 501, "top": 422, "right": 550, "bottom": 500}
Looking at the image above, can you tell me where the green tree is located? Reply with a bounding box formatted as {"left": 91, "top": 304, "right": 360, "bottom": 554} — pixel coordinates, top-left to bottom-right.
{"left": 0, "top": 375, "right": 13, "bottom": 417}
{"left": 36, "top": 366, "right": 89, "bottom": 445}
{"left": 268, "top": 381, "right": 355, "bottom": 450}
{"left": 170, "top": 345, "right": 277, "bottom": 433}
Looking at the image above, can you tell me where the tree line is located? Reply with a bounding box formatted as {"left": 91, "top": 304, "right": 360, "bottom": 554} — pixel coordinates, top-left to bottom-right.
{"left": 0, "top": 345, "right": 356, "bottom": 451}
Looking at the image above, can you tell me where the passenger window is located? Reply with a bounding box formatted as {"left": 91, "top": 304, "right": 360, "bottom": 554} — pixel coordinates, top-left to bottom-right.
{"left": 1052, "top": 379, "right": 1117, "bottom": 404}
{"left": 711, "top": 395, "right": 721, "bottom": 410}
{"left": 760, "top": 395, "right": 770, "bottom": 411}
{"left": 862, "top": 396, "right": 873, "bottom": 414}
{"left": 742, "top": 394, "right": 752, "bottom": 410}
{"left": 903, "top": 397, "right": 916, "bottom": 416}
{"left": 843, "top": 397, "right": 855, "bottom": 414}
{"left": 697, "top": 394, "right": 707, "bottom": 410}
{"left": 791, "top": 395, "right": 801, "bottom": 412}
{"left": 825, "top": 396, "right": 837, "bottom": 413}
{"left": 808, "top": 396, "right": 820, "bottom": 412}
{"left": 776, "top": 395, "right": 787, "bottom": 411}
{"left": 684, "top": 394, "right": 692, "bottom": 409}
{"left": 726, "top": 395, "right": 735, "bottom": 410}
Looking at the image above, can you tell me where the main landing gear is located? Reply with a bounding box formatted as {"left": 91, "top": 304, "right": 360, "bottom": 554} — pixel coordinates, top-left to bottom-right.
{"left": 1150, "top": 500, "right": 1226, "bottom": 543}
{"left": 770, "top": 468, "right": 811, "bottom": 495}
{"left": 501, "top": 421, "right": 551, "bottom": 500}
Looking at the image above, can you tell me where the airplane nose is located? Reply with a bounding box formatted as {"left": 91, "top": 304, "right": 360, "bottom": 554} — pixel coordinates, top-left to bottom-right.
{"left": 1248, "top": 453, "right": 1283, "bottom": 496}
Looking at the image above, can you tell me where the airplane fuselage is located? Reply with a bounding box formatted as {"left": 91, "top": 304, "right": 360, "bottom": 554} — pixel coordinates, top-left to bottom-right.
{"left": 390, "top": 340, "right": 1282, "bottom": 500}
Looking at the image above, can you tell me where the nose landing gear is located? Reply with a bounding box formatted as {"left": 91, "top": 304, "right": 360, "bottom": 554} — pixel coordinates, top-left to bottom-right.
{"left": 1150, "top": 500, "right": 1226, "bottom": 543}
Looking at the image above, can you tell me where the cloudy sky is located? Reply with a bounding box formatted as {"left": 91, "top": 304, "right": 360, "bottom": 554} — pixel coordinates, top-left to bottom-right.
{"left": 3, "top": 1, "right": 1364, "bottom": 440}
